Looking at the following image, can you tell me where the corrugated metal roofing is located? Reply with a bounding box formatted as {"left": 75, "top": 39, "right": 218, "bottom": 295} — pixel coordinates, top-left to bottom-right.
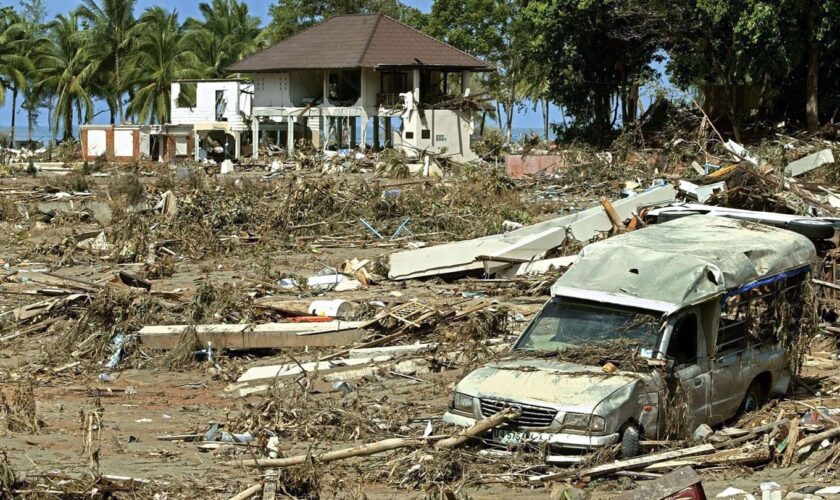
{"left": 229, "top": 14, "right": 491, "bottom": 72}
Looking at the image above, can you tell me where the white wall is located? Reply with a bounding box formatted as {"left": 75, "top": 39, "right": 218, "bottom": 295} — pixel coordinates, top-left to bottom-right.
{"left": 114, "top": 129, "right": 134, "bottom": 157}
{"left": 362, "top": 68, "right": 379, "bottom": 109}
{"left": 398, "top": 109, "right": 476, "bottom": 162}
{"left": 171, "top": 80, "right": 249, "bottom": 130}
{"left": 87, "top": 129, "right": 107, "bottom": 156}
{"left": 253, "top": 72, "right": 291, "bottom": 108}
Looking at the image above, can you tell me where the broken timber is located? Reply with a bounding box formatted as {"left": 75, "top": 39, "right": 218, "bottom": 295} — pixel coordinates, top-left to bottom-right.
{"left": 227, "top": 408, "right": 517, "bottom": 468}
{"left": 528, "top": 444, "right": 715, "bottom": 483}
{"left": 137, "top": 320, "right": 373, "bottom": 350}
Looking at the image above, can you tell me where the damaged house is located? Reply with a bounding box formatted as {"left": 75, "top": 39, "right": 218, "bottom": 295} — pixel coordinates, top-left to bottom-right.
{"left": 228, "top": 13, "right": 492, "bottom": 162}
{"left": 79, "top": 79, "right": 252, "bottom": 163}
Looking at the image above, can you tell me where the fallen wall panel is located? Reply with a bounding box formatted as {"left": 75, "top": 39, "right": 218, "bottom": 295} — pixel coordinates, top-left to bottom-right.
{"left": 388, "top": 186, "right": 676, "bottom": 280}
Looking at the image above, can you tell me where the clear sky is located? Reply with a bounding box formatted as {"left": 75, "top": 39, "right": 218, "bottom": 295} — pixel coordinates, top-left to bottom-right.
{"left": 0, "top": 0, "right": 556, "bottom": 136}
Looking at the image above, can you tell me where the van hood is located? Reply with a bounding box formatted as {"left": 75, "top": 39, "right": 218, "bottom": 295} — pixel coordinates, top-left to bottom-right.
{"left": 455, "top": 359, "right": 647, "bottom": 411}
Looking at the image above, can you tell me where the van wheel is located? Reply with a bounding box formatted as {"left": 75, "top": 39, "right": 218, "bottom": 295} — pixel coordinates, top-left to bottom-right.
{"left": 739, "top": 379, "right": 767, "bottom": 414}
{"left": 620, "top": 425, "right": 641, "bottom": 458}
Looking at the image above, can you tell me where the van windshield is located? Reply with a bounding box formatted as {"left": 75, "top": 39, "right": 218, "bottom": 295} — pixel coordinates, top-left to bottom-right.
{"left": 515, "top": 298, "right": 660, "bottom": 352}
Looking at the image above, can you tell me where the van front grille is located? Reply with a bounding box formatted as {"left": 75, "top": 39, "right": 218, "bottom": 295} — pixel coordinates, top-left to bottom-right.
{"left": 479, "top": 399, "right": 557, "bottom": 428}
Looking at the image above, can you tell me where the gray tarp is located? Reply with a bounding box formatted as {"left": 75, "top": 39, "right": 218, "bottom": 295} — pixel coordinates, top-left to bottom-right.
{"left": 552, "top": 215, "right": 817, "bottom": 307}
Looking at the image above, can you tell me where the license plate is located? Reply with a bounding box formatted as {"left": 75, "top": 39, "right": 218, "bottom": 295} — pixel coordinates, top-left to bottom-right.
{"left": 492, "top": 428, "right": 528, "bottom": 445}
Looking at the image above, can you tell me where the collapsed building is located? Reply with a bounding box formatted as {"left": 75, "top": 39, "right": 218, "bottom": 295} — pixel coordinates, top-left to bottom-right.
{"left": 79, "top": 79, "right": 252, "bottom": 164}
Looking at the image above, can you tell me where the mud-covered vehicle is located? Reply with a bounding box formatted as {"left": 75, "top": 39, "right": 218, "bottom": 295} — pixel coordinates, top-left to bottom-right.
{"left": 443, "top": 216, "right": 817, "bottom": 461}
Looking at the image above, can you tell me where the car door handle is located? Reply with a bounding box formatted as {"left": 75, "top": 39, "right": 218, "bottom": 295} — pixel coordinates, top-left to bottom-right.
{"left": 694, "top": 379, "right": 703, "bottom": 387}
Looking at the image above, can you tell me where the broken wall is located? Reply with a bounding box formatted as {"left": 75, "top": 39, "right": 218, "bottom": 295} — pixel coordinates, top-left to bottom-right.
{"left": 396, "top": 109, "right": 476, "bottom": 162}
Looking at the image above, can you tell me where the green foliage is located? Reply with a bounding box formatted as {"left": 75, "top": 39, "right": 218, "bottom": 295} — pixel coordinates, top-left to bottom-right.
{"left": 125, "top": 8, "right": 202, "bottom": 124}
{"left": 184, "top": 0, "right": 261, "bottom": 78}
{"left": 428, "top": 0, "right": 529, "bottom": 143}
{"left": 76, "top": 0, "right": 138, "bottom": 123}
{"left": 37, "top": 13, "right": 96, "bottom": 139}
{"left": 521, "top": 0, "right": 660, "bottom": 143}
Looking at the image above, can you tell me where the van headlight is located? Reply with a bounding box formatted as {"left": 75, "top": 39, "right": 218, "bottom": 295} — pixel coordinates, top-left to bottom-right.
{"left": 450, "top": 392, "right": 475, "bottom": 414}
{"left": 563, "top": 412, "right": 605, "bottom": 432}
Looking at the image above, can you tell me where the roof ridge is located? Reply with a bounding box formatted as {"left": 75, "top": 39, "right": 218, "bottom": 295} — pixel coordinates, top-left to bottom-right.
{"left": 374, "top": 14, "right": 490, "bottom": 68}
{"left": 358, "top": 13, "right": 383, "bottom": 66}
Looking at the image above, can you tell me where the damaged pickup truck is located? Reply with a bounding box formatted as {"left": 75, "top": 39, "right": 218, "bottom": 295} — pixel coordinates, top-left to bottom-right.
{"left": 443, "top": 215, "right": 817, "bottom": 461}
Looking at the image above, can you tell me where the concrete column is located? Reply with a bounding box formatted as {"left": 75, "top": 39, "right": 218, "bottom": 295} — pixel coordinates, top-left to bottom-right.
{"left": 384, "top": 117, "right": 392, "bottom": 148}
{"left": 318, "top": 112, "right": 325, "bottom": 150}
{"left": 350, "top": 116, "right": 358, "bottom": 149}
{"left": 194, "top": 131, "right": 200, "bottom": 162}
{"left": 323, "top": 71, "right": 330, "bottom": 105}
{"left": 361, "top": 111, "right": 370, "bottom": 149}
{"left": 372, "top": 115, "right": 380, "bottom": 151}
{"left": 287, "top": 115, "right": 295, "bottom": 155}
{"left": 336, "top": 117, "right": 344, "bottom": 149}
{"left": 234, "top": 131, "right": 241, "bottom": 159}
{"left": 462, "top": 71, "right": 472, "bottom": 97}
{"left": 251, "top": 119, "right": 260, "bottom": 159}
{"left": 412, "top": 69, "right": 421, "bottom": 105}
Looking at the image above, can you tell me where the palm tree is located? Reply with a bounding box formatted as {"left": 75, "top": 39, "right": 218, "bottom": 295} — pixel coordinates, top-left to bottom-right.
{"left": 0, "top": 7, "right": 32, "bottom": 144}
{"left": 37, "top": 13, "right": 96, "bottom": 140}
{"left": 76, "top": 0, "right": 137, "bottom": 123}
{"left": 126, "top": 8, "right": 202, "bottom": 124}
{"left": 184, "top": 0, "right": 260, "bottom": 78}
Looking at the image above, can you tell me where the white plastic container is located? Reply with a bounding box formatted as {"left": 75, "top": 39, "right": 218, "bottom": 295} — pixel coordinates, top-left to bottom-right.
{"left": 308, "top": 299, "right": 354, "bottom": 319}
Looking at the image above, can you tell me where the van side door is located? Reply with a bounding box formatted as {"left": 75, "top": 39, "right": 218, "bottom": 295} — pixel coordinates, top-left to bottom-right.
{"left": 665, "top": 310, "right": 711, "bottom": 429}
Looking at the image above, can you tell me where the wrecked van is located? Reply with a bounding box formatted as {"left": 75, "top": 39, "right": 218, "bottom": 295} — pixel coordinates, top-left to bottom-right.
{"left": 443, "top": 215, "right": 817, "bottom": 460}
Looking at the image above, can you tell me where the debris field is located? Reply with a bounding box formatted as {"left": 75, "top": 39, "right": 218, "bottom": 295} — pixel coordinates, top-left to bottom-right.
{"left": 2, "top": 129, "right": 840, "bottom": 499}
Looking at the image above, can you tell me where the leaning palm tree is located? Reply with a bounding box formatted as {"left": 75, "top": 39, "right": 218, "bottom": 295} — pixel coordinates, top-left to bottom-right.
{"left": 37, "top": 13, "right": 96, "bottom": 141}
{"left": 0, "top": 7, "right": 32, "bottom": 143}
{"left": 184, "top": 0, "right": 260, "bottom": 78}
{"left": 125, "top": 7, "right": 202, "bottom": 124}
{"left": 76, "top": 0, "right": 137, "bottom": 123}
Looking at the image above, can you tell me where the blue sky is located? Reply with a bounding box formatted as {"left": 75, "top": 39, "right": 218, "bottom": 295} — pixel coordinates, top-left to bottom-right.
{"left": 0, "top": 0, "right": 559, "bottom": 136}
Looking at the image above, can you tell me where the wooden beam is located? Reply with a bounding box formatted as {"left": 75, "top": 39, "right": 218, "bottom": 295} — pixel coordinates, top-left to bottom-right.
{"left": 138, "top": 321, "right": 370, "bottom": 350}
{"left": 528, "top": 444, "right": 715, "bottom": 483}
{"left": 645, "top": 445, "right": 771, "bottom": 471}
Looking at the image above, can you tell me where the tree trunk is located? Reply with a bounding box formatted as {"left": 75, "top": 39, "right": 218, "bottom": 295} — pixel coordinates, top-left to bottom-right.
{"left": 542, "top": 98, "right": 549, "bottom": 140}
{"left": 495, "top": 101, "right": 504, "bottom": 139}
{"left": 63, "top": 103, "right": 73, "bottom": 142}
{"left": 116, "top": 50, "right": 124, "bottom": 123}
{"left": 504, "top": 99, "right": 515, "bottom": 144}
{"left": 10, "top": 86, "right": 18, "bottom": 146}
{"left": 805, "top": 0, "right": 820, "bottom": 132}
{"left": 723, "top": 83, "right": 742, "bottom": 143}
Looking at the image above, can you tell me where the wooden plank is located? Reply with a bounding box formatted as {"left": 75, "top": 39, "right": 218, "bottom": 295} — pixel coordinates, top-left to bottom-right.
{"left": 528, "top": 444, "right": 715, "bottom": 483}
{"left": 645, "top": 446, "right": 770, "bottom": 471}
{"left": 783, "top": 418, "right": 800, "bottom": 467}
{"left": 138, "top": 322, "right": 368, "bottom": 350}
{"left": 814, "top": 279, "right": 840, "bottom": 291}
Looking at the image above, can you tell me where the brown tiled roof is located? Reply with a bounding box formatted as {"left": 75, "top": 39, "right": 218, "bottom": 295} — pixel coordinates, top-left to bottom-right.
{"left": 229, "top": 14, "right": 492, "bottom": 72}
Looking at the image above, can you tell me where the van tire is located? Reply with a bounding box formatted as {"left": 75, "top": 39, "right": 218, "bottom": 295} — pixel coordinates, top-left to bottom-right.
{"left": 620, "top": 425, "right": 641, "bottom": 458}
{"left": 739, "top": 379, "right": 767, "bottom": 414}
{"left": 786, "top": 219, "right": 834, "bottom": 240}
